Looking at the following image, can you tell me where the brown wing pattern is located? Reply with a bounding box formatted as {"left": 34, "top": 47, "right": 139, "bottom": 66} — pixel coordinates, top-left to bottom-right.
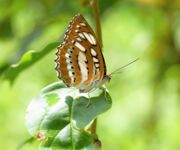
{"left": 55, "top": 14, "right": 106, "bottom": 89}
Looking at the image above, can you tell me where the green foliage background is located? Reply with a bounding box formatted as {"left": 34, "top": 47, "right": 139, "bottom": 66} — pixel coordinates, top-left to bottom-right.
{"left": 0, "top": 0, "right": 180, "bottom": 150}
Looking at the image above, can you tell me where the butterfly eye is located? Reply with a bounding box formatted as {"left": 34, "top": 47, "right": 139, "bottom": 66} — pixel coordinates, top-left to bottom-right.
{"left": 105, "top": 75, "right": 111, "bottom": 82}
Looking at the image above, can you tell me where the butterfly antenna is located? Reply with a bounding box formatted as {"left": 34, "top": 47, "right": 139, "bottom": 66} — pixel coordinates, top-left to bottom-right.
{"left": 110, "top": 58, "right": 139, "bottom": 76}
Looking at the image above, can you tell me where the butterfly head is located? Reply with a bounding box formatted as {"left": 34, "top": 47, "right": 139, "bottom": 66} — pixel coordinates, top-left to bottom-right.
{"left": 103, "top": 75, "right": 111, "bottom": 82}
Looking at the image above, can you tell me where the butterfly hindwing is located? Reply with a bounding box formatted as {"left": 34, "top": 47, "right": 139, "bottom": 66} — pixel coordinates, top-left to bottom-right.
{"left": 55, "top": 14, "right": 106, "bottom": 91}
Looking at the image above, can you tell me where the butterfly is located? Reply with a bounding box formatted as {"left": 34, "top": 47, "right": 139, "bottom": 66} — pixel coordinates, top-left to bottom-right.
{"left": 55, "top": 14, "right": 111, "bottom": 93}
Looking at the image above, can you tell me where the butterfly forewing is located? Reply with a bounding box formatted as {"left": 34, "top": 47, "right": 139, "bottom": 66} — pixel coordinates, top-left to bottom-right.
{"left": 55, "top": 14, "right": 106, "bottom": 92}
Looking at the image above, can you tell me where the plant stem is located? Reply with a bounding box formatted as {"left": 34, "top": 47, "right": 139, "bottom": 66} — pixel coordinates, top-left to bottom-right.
{"left": 89, "top": 0, "right": 102, "bottom": 149}
{"left": 87, "top": 119, "right": 101, "bottom": 149}
{"left": 90, "top": 0, "right": 103, "bottom": 48}
{"left": 89, "top": 118, "right": 97, "bottom": 138}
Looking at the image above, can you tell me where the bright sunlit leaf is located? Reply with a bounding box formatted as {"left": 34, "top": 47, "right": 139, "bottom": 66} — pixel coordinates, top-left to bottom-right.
{"left": 26, "top": 82, "right": 112, "bottom": 149}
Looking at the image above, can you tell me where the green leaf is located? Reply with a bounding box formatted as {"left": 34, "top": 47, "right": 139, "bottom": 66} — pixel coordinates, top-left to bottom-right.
{"left": 26, "top": 82, "right": 112, "bottom": 149}
{"left": 72, "top": 89, "right": 112, "bottom": 128}
{"left": 42, "top": 125, "right": 93, "bottom": 150}
{"left": 2, "top": 42, "right": 58, "bottom": 83}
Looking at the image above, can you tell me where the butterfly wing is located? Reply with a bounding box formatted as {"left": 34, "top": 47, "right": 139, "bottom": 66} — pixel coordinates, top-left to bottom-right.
{"left": 55, "top": 14, "right": 106, "bottom": 91}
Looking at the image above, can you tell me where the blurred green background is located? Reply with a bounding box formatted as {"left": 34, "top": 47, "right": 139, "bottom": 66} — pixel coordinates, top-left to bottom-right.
{"left": 0, "top": 0, "right": 180, "bottom": 149}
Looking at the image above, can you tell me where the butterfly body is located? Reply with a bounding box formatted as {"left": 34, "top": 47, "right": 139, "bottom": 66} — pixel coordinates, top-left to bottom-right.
{"left": 55, "top": 14, "right": 109, "bottom": 93}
